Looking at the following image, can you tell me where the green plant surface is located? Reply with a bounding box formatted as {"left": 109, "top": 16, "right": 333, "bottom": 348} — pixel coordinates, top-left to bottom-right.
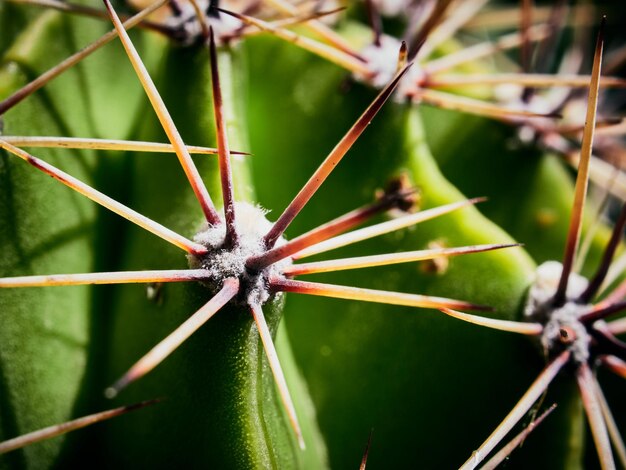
{"left": 0, "top": 8, "right": 170, "bottom": 468}
{"left": 0, "top": 12, "right": 100, "bottom": 469}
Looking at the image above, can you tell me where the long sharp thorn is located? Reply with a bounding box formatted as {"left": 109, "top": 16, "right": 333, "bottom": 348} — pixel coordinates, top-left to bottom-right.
{"left": 263, "top": 65, "right": 413, "bottom": 249}
{"left": 407, "top": 0, "right": 454, "bottom": 60}
{"left": 217, "top": 8, "right": 371, "bottom": 76}
{"left": 595, "top": 120, "right": 626, "bottom": 136}
{"left": 596, "top": 288, "right": 626, "bottom": 315}
{"left": 608, "top": 317, "right": 626, "bottom": 336}
{"left": 261, "top": 0, "right": 365, "bottom": 62}
{"left": 580, "top": 202, "right": 626, "bottom": 303}
{"left": 290, "top": 197, "right": 485, "bottom": 261}
{"left": 239, "top": 8, "right": 347, "bottom": 40}
{"left": 237, "top": 8, "right": 347, "bottom": 40}
{"left": 360, "top": 430, "right": 374, "bottom": 470}
{"left": 188, "top": 0, "right": 210, "bottom": 40}
{"left": 425, "top": 74, "right": 626, "bottom": 89}
{"left": 397, "top": 41, "right": 408, "bottom": 71}
{"left": 0, "top": 269, "right": 209, "bottom": 287}
{"left": 602, "top": 355, "right": 626, "bottom": 380}
{"left": 249, "top": 303, "right": 304, "bottom": 449}
{"left": 439, "top": 308, "right": 543, "bottom": 335}
{"left": 247, "top": 188, "right": 419, "bottom": 270}
{"left": 208, "top": 27, "right": 238, "bottom": 246}
{"left": 105, "top": 278, "right": 239, "bottom": 398}
{"left": 576, "top": 155, "right": 626, "bottom": 209}
{"left": 606, "top": 245, "right": 626, "bottom": 281}
{"left": 574, "top": 179, "right": 614, "bottom": 276}
{"left": 364, "top": 0, "right": 382, "bottom": 47}
{"left": 531, "top": 0, "right": 568, "bottom": 77}
{"left": 589, "top": 301, "right": 626, "bottom": 327}
{"left": 0, "top": 136, "right": 248, "bottom": 155}
{"left": 592, "top": 330, "right": 626, "bottom": 362}
{"left": 577, "top": 363, "right": 616, "bottom": 470}
{"left": 284, "top": 243, "right": 520, "bottom": 276}
{"left": 8, "top": 0, "right": 169, "bottom": 34}
{"left": 102, "top": 0, "right": 221, "bottom": 225}
{"left": 12, "top": 0, "right": 116, "bottom": 20}
{"left": 423, "top": 25, "right": 550, "bottom": 74}
{"left": 0, "top": 140, "right": 207, "bottom": 255}
{"left": 553, "top": 17, "right": 605, "bottom": 307}
{"left": 417, "top": 0, "right": 489, "bottom": 60}
{"left": 417, "top": 89, "right": 560, "bottom": 121}
{"left": 520, "top": 0, "right": 533, "bottom": 75}
{"left": 481, "top": 404, "right": 557, "bottom": 470}
{"left": 270, "top": 277, "right": 492, "bottom": 312}
{"left": 0, "top": 399, "right": 160, "bottom": 454}
{"left": 459, "top": 350, "right": 570, "bottom": 470}
{"left": 0, "top": 0, "right": 169, "bottom": 115}
{"left": 593, "top": 377, "right": 626, "bottom": 468}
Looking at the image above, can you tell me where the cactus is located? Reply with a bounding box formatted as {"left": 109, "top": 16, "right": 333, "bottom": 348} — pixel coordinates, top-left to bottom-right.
{"left": 0, "top": 0, "right": 625, "bottom": 468}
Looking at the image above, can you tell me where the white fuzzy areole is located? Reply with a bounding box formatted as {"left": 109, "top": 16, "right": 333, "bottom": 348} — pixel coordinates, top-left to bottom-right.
{"left": 525, "top": 261, "right": 588, "bottom": 312}
{"left": 371, "top": 0, "right": 412, "bottom": 17}
{"left": 495, "top": 83, "right": 572, "bottom": 147}
{"left": 157, "top": 0, "right": 244, "bottom": 46}
{"left": 189, "top": 202, "right": 290, "bottom": 306}
{"left": 525, "top": 261, "right": 592, "bottom": 363}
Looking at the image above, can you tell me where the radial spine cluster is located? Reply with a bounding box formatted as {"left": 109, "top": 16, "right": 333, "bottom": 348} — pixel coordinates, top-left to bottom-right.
{"left": 189, "top": 202, "right": 290, "bottom": 306}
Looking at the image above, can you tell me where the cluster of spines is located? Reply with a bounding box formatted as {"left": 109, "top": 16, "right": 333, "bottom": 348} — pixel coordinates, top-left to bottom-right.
{"left": 0, "top": 0, "right": 511, "bottom": 455}
{"left": 0, "top": 0, "right": 624, "bottom": 468}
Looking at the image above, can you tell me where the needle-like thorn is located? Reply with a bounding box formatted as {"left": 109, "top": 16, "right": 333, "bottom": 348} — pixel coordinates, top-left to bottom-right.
{"left": 0, "top": 0, "right": 169, "bottom": 115}
{"left": 105, "top": 278, "right": 239, "bottom": 397}
{"left": 0, "top": 399, "right": 161, "bottom": 454}
{"left": 577, "top": 362, "right": 616, "bottom": 470}
{"left": 263, "top": 64, "right": 413, "bottom": 249}
{"left": 553, "top": 17, "right": 605, "bottom": 307}
{"left": 290, "top": 197, "right": 485, "bottom": 261}
{"left": 360, "top": 429, "right": 374, "bottom": 470}
{"left": 0, "top": 269, "right": 208, "bottom": 287}
{"left": 250, "top": 303, "right": 304, "bottom": 449}
{"left": 284, "top": 243, "right": 519, "bottom": 276}
{"left": 481, "top": 404, "right": 557, "bottom": 470}
{"left": 0, "top": 140, "right": 207, "bottom": 255}
{"left": 439, "top": 308, "right": 543, "bottom": 335}
{"left": 459, "top": 351, "right": 570, "bottom": 470}
{"left": 270, "top": 277, "right": 492, "bottom": 312}
{"left": 579, "top": 202, "right": 626, "bottom": 303}
{"left": 246, "top": 187, "right": 419, "bottom": 270}
{"left": 102, "top": 0, "right": 221, "bottom": 225}
{"left": 208, "top": 27, "right": 238, "bottom": 246}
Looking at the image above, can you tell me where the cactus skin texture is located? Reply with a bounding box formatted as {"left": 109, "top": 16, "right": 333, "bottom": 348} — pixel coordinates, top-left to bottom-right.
{"left": 0, "top": 1, "right": 625, "bottom": 469}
